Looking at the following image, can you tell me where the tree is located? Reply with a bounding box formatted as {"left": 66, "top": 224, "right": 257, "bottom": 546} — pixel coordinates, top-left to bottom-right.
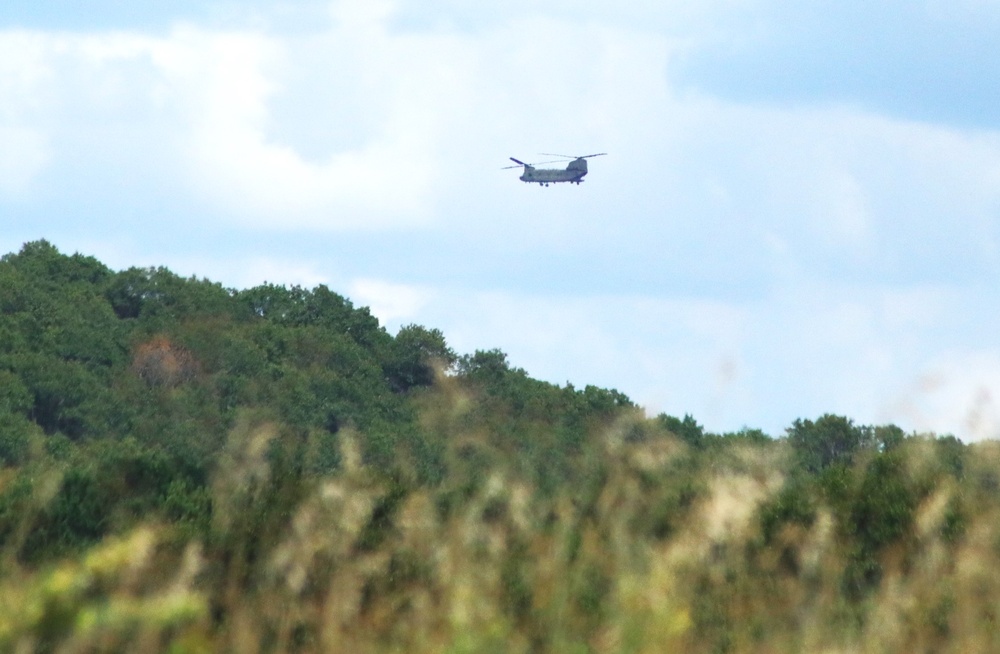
{"left": 2, "top": 240, "right": 110, "bottom": 288}
{"left": 786, "top": 414, "right": 875, "bottom": 474}
{"left": 104, "top": 266, "right": 234, "bottom": 323}
{"left": 457, "top": 349, "right": 517, "bottom": 386}
{"left": 385, "top": 324, "right": 455, "bottom": 392}
{"left": 658, "top": 413, "right": 705, "bottom": 448}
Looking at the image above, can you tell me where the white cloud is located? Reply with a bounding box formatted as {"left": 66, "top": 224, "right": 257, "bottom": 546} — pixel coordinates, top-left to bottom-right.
{"left": 816, "top": 171, "right": 872, "bottom": 251}
{"left": 164, "top": 25, "right": 443, "bottom": 227}
{"left": 889, "top": 351, "right": 1000, "bottom": 441}
{"left": 0, "top": 126, "right": 49, "bottom": 196}
{"left": 0, "top": 30, "right": 54, "bottom": 113}
{"left": 0, "top": 18, "right": 453, "bottom": 228}
{"left": 0, "top": 30, "right": 55, "bottom": 196}
{"left": 330, "top": 0, "right": 396, "bottom": 26}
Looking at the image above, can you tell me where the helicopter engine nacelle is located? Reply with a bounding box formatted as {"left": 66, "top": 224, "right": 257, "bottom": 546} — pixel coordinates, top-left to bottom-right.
{"left": 566, "top": 158, "right": 588, "bottom": 173}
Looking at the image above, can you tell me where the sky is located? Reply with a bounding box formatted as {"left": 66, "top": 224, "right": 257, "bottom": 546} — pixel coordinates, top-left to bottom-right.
{"left": 3, "top": 0, "right": 1000, "bottom": 440}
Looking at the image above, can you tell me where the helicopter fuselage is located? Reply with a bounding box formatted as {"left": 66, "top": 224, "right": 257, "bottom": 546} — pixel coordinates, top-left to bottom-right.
{"left": 518, "top": 158, "right": 588, "bottom": 186}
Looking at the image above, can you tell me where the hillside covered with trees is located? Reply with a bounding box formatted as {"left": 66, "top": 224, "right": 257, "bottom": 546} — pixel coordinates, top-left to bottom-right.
{"left": 1, "top": 240, "right": 998, "bottom": 653}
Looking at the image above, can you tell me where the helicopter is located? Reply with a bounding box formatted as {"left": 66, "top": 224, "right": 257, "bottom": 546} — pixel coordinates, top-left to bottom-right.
{"left": 503, "top": 152, "right": 607, "bottom": 186}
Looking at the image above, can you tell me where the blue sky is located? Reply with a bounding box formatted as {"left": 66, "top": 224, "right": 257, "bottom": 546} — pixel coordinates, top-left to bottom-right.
{"left": 4, "top": 0, "right": 1000, "bottom": 439}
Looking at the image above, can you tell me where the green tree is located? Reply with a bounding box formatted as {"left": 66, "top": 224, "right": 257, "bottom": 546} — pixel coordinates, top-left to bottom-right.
{"left": 2, "top": 240, "right": 110, "bottom": 288}
{"left": 104, "top": 266, "right": 234, "bottom": 324}
{"left": 658, "top": 413, "right": 705, "bottom": 448}
{"left": 385, "top": 324, "right": 455, "bottom": 392}
{"left": 786, "top": 414, "right": 875, "bottom": 474}
{"left": 457, "top": 348, "right": 518, "bottom": 386}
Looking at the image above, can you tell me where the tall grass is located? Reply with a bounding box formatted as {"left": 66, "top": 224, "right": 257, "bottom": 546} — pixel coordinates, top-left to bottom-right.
{"left": 3, "top": 409, "right": 1000, "bottom": 653}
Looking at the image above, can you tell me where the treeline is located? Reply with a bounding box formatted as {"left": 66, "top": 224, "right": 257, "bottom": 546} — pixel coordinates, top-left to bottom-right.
{"left": 0, "top": 240, "right": 635, "bottom": 561}
{"left": 0, "top": 240, "right": 993, "bottom": 653}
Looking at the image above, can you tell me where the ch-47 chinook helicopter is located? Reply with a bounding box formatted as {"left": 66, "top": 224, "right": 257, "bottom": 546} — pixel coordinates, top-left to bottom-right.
{"left": 503, "top": 152, "right": 607, "bottom": 186}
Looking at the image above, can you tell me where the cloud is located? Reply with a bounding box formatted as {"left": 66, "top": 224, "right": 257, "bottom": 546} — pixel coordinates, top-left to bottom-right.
{"left": 890, "top": 350, "right": 1000, "bottom": 441}
{"left": 0, "top": 14, "right": 455, "bottom": 229}
{"left": 0, "top": 126, "right": 49, "bottom": 196}
{"left": 0, "top": 31, "right": 54, "bottom": 196}
{"left": 167, "top": 23, "right": 445, "bottom": 228}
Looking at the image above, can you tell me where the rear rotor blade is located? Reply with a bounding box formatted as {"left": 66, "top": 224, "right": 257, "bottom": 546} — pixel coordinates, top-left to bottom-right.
{"left": 539, "top": 152, "right": 608, "bottom": 160}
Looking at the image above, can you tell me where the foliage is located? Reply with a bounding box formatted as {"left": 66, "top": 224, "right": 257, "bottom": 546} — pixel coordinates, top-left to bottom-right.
{"left": 657, "top": 412, "right": 705, "bottom": 448}
{"left": 0, "top": 241, "right": 996, "bottom": 652}
{"left": 786, "top": 413, "right": 876, "bottom": 473}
